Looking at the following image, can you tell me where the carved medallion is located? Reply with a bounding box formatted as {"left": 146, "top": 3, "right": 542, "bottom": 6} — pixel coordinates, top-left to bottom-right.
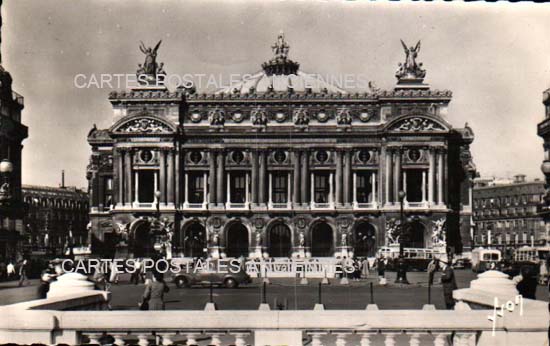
{"left": 394, "top": 117, "right": 445, "bottom": 132}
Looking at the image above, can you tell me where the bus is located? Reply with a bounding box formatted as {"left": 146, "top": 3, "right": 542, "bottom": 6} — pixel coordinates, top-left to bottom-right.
{"left": 471, "top": 248, "right": 501, "bottom": 273}
{"left": 376, "top": 246, "right": 447, "bottom": 271}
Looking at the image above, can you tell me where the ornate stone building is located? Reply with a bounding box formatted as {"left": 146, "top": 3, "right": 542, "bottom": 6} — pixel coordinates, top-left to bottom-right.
{"left": 0, "top": 1, "right": 27, "bottom": 261}
{"left": 472, "top": 175, "right": 547, "bottom": 252}
{"left": 21, "top": 183, "right": 89, "bottom": 257}
{"left": 537, "top": 86, "right": 550, "bottom": 240}
{"left": 87, "top": 34, "right": 475, "bottom": 259}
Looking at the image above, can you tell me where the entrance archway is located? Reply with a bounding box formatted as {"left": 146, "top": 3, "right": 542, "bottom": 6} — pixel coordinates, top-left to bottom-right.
{"left": 354, "top": 222, "right": 376, "bottom": 257}
{"left": 179, "top": 223, "right": 206, "bottom": 258}
{"left": 268, "top": 223, "right": 292, "bottom": 257}
{"left": 403, "top": 220, "right": 425, "bottom": 248}
{"left": 226, "top": 223, "right": 249, "bottom": 258}
{"left": 311, "top": 223, "right": 333, "bottom": 257}
{"left": 133, "top": 222, "right": 154, "bottom": 258}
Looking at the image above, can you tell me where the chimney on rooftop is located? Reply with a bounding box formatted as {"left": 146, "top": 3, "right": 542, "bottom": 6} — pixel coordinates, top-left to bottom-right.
{"left": 61, "top": 170, "right": 65, "bottom": 188}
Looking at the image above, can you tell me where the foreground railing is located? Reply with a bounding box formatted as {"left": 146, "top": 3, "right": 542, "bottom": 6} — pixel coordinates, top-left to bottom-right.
{"left": 0, "top": 271, "right": 547, "bottom": 346}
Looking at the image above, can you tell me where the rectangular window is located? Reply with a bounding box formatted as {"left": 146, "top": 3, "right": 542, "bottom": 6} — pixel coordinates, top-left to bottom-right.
{"left": 314, "top": 172, "right": 330, "bottom": 203}
{"left": 272, "top": 173, "right": 288, "bottom": 203}
{"left": 230, "top": 172, "right": 246, "bottom": 203}
{"left": 356, "top": 171, "right": 372, "bottom": 203}
{"left": 138, "top": 170, "right": 156, "bottom": 203}
{"left": 188, "top": 173, "right": 205, "bottom": 203}
{"left": 405, "top": 169, "right": 424, "bottom": 202}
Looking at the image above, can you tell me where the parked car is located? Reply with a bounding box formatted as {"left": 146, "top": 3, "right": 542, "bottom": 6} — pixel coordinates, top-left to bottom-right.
{"left": 172, "top": 260, "right": 252, "bottom": 288}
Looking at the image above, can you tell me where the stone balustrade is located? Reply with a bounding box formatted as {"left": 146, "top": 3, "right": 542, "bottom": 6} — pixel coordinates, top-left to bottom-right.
{"left": 0, "top": 271, "right": 546, "bottom": 345}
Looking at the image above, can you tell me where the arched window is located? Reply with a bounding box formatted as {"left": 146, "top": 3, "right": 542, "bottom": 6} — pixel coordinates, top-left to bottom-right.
{"left": 268, "top": 223, "right": 292, "bottom": 257}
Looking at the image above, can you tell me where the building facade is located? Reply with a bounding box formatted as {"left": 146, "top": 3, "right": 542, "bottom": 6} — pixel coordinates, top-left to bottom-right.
{"left": 537, "top": 85, "right": 550, "bottom": 240}
{"left": 0, "top": 2, "right": 27, "bottom": 261}
{"left": 21, "top": 184, "right": 89, "bottom": 257}
{"left": 472, "top": 175, "right": 547, "bottom": 252}
{"left": 87, "top": 34, "right": 475, "bottom": 259}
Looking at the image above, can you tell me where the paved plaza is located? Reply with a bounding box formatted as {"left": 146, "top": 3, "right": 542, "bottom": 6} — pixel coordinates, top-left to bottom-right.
{"left": 1, "top": 270, "right": 548, "bottom": 310}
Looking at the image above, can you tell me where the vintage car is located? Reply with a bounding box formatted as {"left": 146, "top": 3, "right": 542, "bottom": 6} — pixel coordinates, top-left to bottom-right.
{"left": 172, "top": 259, "right": 252, "bottom": 288}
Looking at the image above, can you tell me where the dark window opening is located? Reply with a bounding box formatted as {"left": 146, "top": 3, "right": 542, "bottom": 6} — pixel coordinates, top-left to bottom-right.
{"left": 189, "top": 173, "right": 205, "bottom": 203}
{"left": 356, "top": 172, "right": 373, "bottom": 203}
{"left": 226, "top": 223, "right": 249, "bottom": 258}
{"left": 268, "top": 224, "right": 292, "bottom": 257}
{"left": 314, "top": 173, "right": 330, "bottom": 203}
{"left": 138, "top": 170, "right": 156, "bottom": 203}
{"left": 273, "top": 173, "right": 288, "bottom": 203}
{"left": 405, "top": 169, "right": 423, "bottom": 202}
{"left": 311, "top": 223, "right": 333, "bottom": 257}
{"left": 230, "top": 172, "right": 247, "bottom": 203}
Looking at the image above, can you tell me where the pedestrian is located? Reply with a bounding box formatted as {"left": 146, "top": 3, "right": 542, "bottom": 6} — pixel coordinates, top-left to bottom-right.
{"left": 375, "top": 256, "right": 387, "bottom": 285}
{"left": 427, "top": 258, "right": 439, "bottom": 286}
{"left": 515, "top": 266, "right": 537, "bottom": 300}
{"left": 361, "top": 257, "right": 370, "bottom": 279}
{"left": 6, "top": 261, "right": 15, "bottom": 279}
{"left": 440, "top": 262, "right": 457, "bottom": 309}
{"left": 109, "top": 260, "right": 120, "bottom": 284}
{"left": 18, "top": 259, "right": 29, "bottom": 287}
{"left": 140, "top": 270, "right": 170, "bottom": 310}
{"left": 37, "top": 272, "right": 55, "bottom": 299}
{"left": 131, "top": 258, "right": 142, "bottom": 285}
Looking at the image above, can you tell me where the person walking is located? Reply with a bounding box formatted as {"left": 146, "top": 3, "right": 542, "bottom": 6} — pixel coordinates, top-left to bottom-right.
{"left": 18, "top": 259, "right": 29, "bottom": 287}
{"left": 515, "top": 266, "right": 537, "bottom": 300}
{"left": 427, "top": 258, "right": 439, "bottom": 286}
{"left": 6, "top": 261, "right": 15, "bottom": 280}
{"left": 131, "top": 258, "right": 142, "bottom": 285}
{"left": 140, "top": 271, "right": 170, "bottom": 310}
{"left": 375, "top": 256, "right": 387, "bottom": 285}
{"left": 361, "top": 258, "right": 370, "bottom": 279}
{"left": 440, "top": 262, "right": 457, "bottom": 309}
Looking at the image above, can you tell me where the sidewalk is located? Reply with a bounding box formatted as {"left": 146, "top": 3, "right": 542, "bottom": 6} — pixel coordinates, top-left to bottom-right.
{"left": 0, "top": 279, "right": 40, "bottom": 290}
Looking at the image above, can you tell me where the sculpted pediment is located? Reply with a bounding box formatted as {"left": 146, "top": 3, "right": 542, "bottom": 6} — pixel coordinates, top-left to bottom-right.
{"left": 387, "top": 116, "right": 449, "bottom": 133}
{"left": 112, "top": 117, "right": 174, "bottom": 134}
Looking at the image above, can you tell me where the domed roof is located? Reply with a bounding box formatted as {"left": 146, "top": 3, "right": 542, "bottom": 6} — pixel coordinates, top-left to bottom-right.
{"left": 216, "top": 32, "right": 347, "bottom": 95}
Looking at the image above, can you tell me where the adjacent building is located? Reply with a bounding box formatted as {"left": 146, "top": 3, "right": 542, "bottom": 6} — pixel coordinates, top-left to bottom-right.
{"left": 472, "top": 175, "right": 547, "bottom": 252}
{"left": 0, "top": 2, "right": 28, "bottom": 261}
{"left": 87, "top": 34, "right": 476, "bottom": 259}
{"left": 537, "top": 84, "right": 550, "bottom": 242}
{"left": 21, "top": 181, "right": 89, "bottom": 257}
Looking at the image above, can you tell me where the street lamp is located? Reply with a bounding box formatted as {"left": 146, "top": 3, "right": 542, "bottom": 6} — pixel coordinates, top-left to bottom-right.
{"left": 395, "top": 190, "right": 409, "bottom": 284}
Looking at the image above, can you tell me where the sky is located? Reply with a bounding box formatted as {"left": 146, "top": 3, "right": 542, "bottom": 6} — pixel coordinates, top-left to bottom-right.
{"left": 3, "top": 1, "right": 550, "bottom": 188}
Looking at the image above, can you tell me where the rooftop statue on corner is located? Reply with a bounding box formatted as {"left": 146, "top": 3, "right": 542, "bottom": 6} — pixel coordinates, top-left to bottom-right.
{"left": 396, "top": 40, "right": 426, "bottom": 82}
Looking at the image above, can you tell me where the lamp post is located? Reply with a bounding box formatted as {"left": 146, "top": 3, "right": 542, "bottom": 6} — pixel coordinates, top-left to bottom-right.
{"left": 395, "top": 190, "right": 409, "bottom": 284}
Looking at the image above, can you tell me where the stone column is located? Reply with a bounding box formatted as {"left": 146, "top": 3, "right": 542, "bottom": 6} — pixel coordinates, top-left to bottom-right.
{"left": 98, "top": 175, "right": 105, "bottom": 210}
{"left": 343, "top": 150, "right": 352, "bottom": 205}
{"left": 251, "top": 150, "right": 259, "bottom": 205}
{"left": 428, "top": 148, "right": 435, "bottom": 205}
{"left": 293, "top": 151, "right": 301, "bottom": 205}
{"left": 116, "top": 149, "right": 124, "bottom": 207}
{"left": 159, "top": 149, "right": 167, "bottom": 205}
{"left": 175, "top": 150, "right": 181, "bottom": 206}
{"left": 335, "top": 150, "right": 343, "bottom": 206}
{"left": 372, "top": 171, "right": 377, "bottom": 204}
{"left": 167, "top": 150, "right": 174, "bottom": 205}
{"left": 437, "top": 150, "right": 444, "bottom": 205}
{"left": 393, "top": 150, "right": 401, "bottom": 202}
{"left": 301, "top": 150, "right": 309, "bottom": 205}
{"left": 216, "top": 150, "right": 225, "bottom": 205}
{"left": 422, "top": 170, "right": 427, "bottom": 203}
{"left": 385, "top": 148, "right": 392, "bottom": 205}
{"left": 134, "top": 171, "right": 139, "bottom": 205}
{"left": 209, "top": 151, "right": 217, "bottom": 204}
{"left": 258, "top": 150, "right": 267, "bottom": 205}
{"left": 124, "top": 149, "right": 132, "bottom": 206}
